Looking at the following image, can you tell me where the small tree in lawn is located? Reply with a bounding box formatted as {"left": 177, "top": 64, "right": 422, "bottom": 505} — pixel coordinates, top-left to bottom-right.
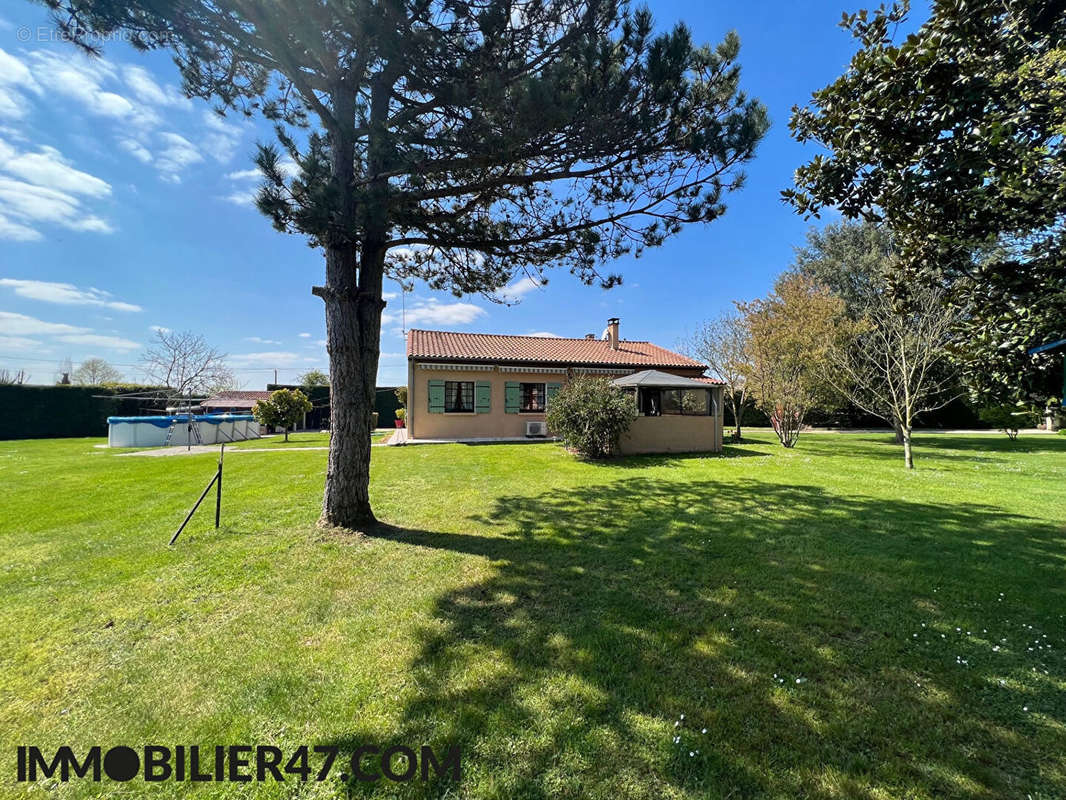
{"left": 253, "top": 389, "right": 312, "bottom": 442}
{"left": 822, "top": 286, "right": 959, "bottom": 469}
{"left": 737, "top": 274, "right": 848, "bottom": 448}
{"left": 43, "top": 0, "right": 768, "bottom": 531}
{"left": 546, "top": 377, "right": 636, "bottom": 459}
{"left": 686, "top": 312, "right": 751, "bottom": 440}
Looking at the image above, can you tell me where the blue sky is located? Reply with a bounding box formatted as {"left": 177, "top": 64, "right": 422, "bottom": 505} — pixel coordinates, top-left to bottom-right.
{"left": 0, "top": 2, "right": 907, "bottom": 388}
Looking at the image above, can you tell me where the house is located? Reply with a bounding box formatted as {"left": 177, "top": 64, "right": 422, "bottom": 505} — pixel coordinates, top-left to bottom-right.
{"left": 406, "top": 318, "right": 724, "bottom": 453}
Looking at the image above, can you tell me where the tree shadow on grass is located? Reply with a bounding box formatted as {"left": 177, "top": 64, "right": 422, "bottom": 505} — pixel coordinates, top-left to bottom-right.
{"left": 328, "top": 478, "right": 1066, "bottom": 799}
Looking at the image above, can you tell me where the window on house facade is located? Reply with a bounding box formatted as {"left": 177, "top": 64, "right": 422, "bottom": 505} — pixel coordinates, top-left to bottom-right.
{"left": 520, "top": 382, "right": 546, "bottom": 413}
{"left": 444, "top": 381, "right": 474, "bottom": 413}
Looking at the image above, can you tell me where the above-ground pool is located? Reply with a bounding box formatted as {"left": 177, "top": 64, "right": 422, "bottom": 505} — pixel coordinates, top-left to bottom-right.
{"left": 106, "top": 414, "right": 260, "bottom": 447}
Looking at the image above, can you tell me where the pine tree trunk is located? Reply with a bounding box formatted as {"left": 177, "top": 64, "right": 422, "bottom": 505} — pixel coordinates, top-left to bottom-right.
{"left": 317, "top": 244, "right": 384, "bottom": 530}
{"left": 315, "top": 82, "right": 388, "bottom": 531}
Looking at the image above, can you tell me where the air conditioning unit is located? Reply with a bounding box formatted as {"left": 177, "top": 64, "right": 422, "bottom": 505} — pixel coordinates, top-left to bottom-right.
{"left": 525, "top": 421, "right": 547, "bottom": 438}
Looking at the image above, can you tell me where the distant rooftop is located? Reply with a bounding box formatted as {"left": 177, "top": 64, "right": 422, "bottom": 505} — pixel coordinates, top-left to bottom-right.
{"left": 202, "top": 390, "right": 273, "bottom": 409}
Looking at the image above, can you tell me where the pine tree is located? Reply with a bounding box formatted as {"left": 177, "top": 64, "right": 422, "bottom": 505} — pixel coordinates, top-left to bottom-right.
{"left": 42, "top": 0, "right": 768, "bottom": 529}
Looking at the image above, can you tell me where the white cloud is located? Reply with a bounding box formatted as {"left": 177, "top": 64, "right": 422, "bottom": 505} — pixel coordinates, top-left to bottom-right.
{"left": 0, "top": 279, "right": 141, "bottom": 311}
{"left": 1, "top": 144, "right": 111, "bottom": 198}
{"left": 382, "top": 298, "right": 486, "bottom": 327}
{"left": 0, "top": 48, "right": 39, "bottom": 120}
{"left": 55, "top": 333, "right": 140, "bottom": 350}
{"left": 155, "top": 132, "right": 203, "bottom": 182}
{"left": 527, "top": 331, "right": 561, "bottom": 337}
{"left": 0, "top": 312, "right": 141, "bottom": 353}
{"left": 222, "top": 156, "right": 297, "bottom": 205}
{"left": 298, "top": 332, "right": 311, "bottom": 338}
{"left": 0, "top": 310, "right": 88, "bottom": 336}
{"left": 149, "top": 325, "right": 171, "bottom": 334}
{"left": 223, "top": 187, "right": 258, "bottom": 206}
{"left": 122, "top": 65, "right": 191, "bottom": 110}
{"left": 496, "top": 275, "right": 545, "bottom": 303}
{"left": 0, "top": 176, "right": 114, "bottom": 236}
{"left": 118, "top": 138, "right": 153, "bottom": 164}
{"left": 0, "top": 137, "right": 114, "bottom": 239}
{"left": 1, "top": 48, "right": 242, "bottom": 185}
{"left": 244, "top": 336, "right": 281, "bottom": 345}
{"left": 0, "top": 213, "right": 41, "bottom": 242}
{"left": 201, "top": 110, "right": 243, "bottom": 163}
{"left": 26, "top": 50, "right": 157, "bottom": 128}
{"left": 0, "top": 334, "right": 45, "bottom": 350}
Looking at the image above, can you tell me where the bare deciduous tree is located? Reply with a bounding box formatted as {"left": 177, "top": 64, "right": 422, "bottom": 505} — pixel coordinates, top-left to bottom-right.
{"left": 141, "top": 330, "right": 235, "bottom": 398}
{"left": 0, "top": 369, "right": 24, "bottom": 385}
{"left": 824, "top": 287, "right": 959, "bottom": 469}
{"left": 72, "top": 358, "right": 123, "bottom": 385}
{"left": 686, "top": 313, "right": 751, "bottom": 440}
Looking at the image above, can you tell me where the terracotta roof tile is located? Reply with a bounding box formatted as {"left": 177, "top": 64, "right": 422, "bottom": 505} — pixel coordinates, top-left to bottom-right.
{"left": 407, "top": 329, "right": 707, "bottom": 370}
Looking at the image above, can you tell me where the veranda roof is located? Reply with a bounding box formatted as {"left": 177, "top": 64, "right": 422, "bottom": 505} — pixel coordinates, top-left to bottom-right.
{"left": 611, "top": 370, "right": 719, "bottom": 389}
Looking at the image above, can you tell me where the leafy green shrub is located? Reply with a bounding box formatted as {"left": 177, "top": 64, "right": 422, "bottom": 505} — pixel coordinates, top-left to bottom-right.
{"left": 545, "top": 376, "right": 637, "bottom": 458}
{"left": 978, "top": 403, "right": 1040, "bottom": 440}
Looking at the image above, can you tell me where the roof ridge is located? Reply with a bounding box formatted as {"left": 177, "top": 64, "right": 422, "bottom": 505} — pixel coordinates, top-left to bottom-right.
{"left": 410, "top": 328, "right": 649, "bottom": 343}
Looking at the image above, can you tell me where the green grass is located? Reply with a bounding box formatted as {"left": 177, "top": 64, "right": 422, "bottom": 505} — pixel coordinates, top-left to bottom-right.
{"left": 1, "top": 432, "right": 1064, "bottom": 799}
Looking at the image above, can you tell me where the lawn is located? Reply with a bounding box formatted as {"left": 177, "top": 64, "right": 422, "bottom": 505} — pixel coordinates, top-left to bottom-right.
{"left": 1, "top": 433, "right": 1063, "bottom": 799}
{"left": 225, "top": 430, "right": 392, "bottom": 449}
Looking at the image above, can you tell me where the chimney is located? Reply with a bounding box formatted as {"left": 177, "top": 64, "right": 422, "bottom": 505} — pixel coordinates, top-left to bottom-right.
{"left": 607, "top": 317, "right": 619, "bottom": 350}
{"left": 585, "top": 333, "right": 595, "bottom": 339}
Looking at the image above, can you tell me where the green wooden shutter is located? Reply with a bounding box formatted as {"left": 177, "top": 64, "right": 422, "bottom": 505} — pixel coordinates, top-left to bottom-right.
{"left": 428, "top": 379, "right": 445, "bottom": 413}
{"left": 475, "top": 382, "right": 491, "bottom": 413}
{"left": 546, "top": 382, "right": 562, "bottom": 407}
{"left": 504, "top": 381, "right": 520, "bottom": 413}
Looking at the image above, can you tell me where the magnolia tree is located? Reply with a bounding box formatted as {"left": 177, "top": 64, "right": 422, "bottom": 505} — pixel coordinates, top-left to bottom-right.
{"left": 737, "top": 274, "right": 848, "bottom": 447}
{"left": 44, "top": 0, "right": 768, "bottom": 529}
{"left": 253, "top": 389, "right": 313, "bottom": 442}
{"left": 545, "top": 376, "right": 636, "bottom": 458}
{"left": 785, "top": 1, "right": 1066, "bottom": 402}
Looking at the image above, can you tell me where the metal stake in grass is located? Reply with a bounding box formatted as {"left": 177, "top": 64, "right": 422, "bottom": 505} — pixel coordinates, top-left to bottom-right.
{"left": 170, "top": 444, "right": 224, "bottom": 545}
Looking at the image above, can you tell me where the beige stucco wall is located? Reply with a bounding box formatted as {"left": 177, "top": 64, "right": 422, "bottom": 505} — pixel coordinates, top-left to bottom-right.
{"left": 617, "top": 392, "right": 723, "bottom": 454}
{"left": 408, "top": 365, "right": 557, "bottom": 439}
{"left": 408, "top": 362, "right": 724, "bottom": 452}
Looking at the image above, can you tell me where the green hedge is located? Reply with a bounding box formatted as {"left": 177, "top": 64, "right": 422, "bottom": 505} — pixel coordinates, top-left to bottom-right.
{"left": 0, "top": 385, "right": 164, "bottom": 440}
